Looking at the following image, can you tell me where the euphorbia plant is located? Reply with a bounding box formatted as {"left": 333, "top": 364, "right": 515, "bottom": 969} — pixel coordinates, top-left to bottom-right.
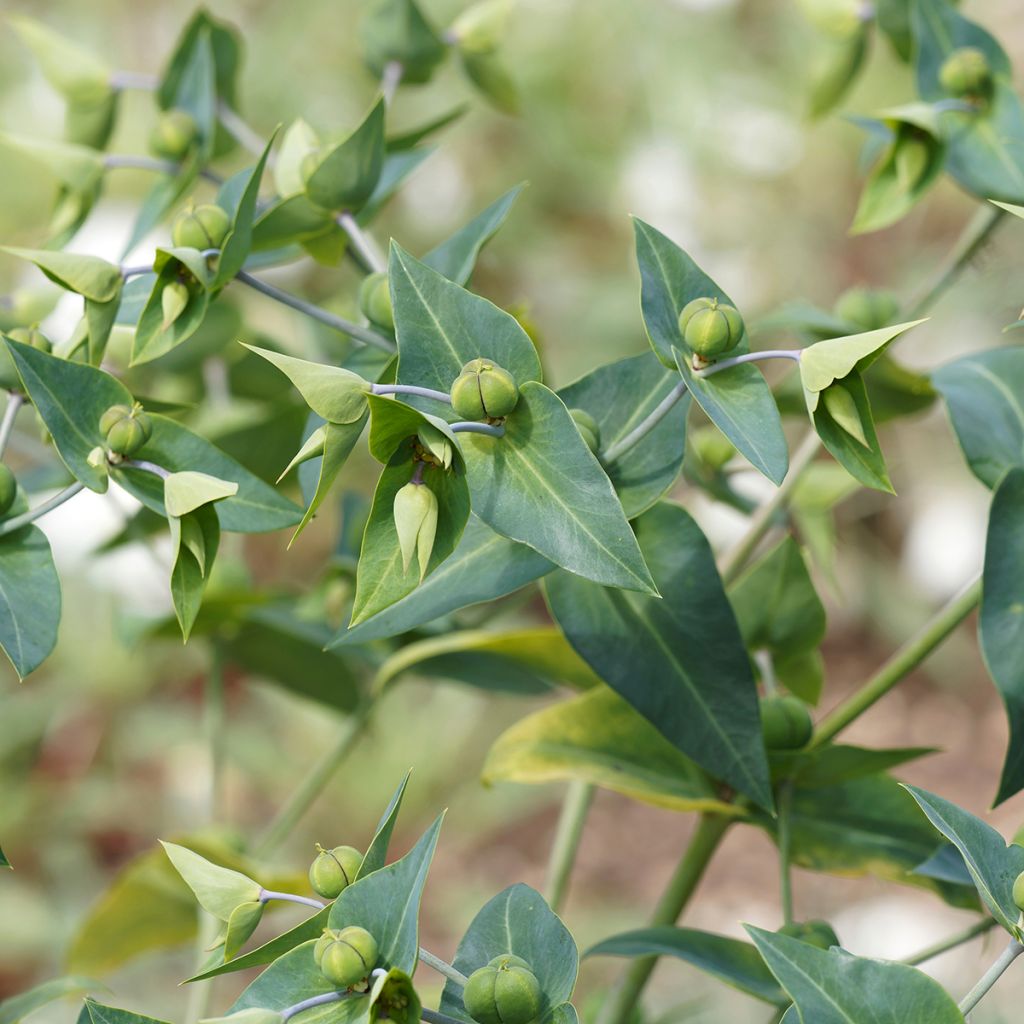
{"left": 5, "top": 1, "right": 1024, "bottom": 1023}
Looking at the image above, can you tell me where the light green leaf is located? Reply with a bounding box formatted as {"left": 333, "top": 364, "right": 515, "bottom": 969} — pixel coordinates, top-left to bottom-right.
{"left": 484, "top": 686, "right": 738, "bottom": 813}
{"left": 459, "top": 51, "right": 520, "bottom": 114}
{"left": 9, "top": 17, "right": 111, "bottom": 104}
{"left": 165, "top": 471, "right": 239, "bottom": 517}
{"left": 160, "top": 841, "right": 261, "bottom": 922}
{"left": 358, "top": 770, "right": 412, "bottom": 879}
{"left": 0, "top": 976, "right": 105, "bottom": 1024}
{"left": 2, "top": 248, "right": 121, "bottom": 303}
{"left": 366, "top": 394, "right": 458, "bottom": 464}
{"left": 274, "top": 118, "right": 320, "bottom": 197}
{"left": 0, "top": 134, "right": 104, "bottom": 193}
{"left": 305, "top": 99, "right": 386, "bottom": 212}
{"left": 131, "top": 248, "right": 213, "bottom": 365}
{"left": 169, "top": 505, "right": 220, "bottom": 641}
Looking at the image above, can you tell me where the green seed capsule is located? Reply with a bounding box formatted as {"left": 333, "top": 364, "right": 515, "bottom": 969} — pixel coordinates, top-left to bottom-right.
{"left": 308, "top": 844, "right": 363, "bottom": 899}
{"left": 149, "top": 108, "right": 199, "bottom": 160}
{"left": 359, "top": 272, "right": 394, "bottom": 330}
{"left": 1, "top": 326, "right": 52, "bottom": 390}
{"left": 172, "top": 204, "right": 231, "bottom": 251}
{"left": 760, "top": 695, "right": 814, "bottom": 751}
{"left": 6, "top": 326, "right": 52, "bottom": 354}
{"left": 450, "top": 358, "right": 519, "bottom": 420}
{"left": 568, "top": 408, "right": 600, "bottom": 453}
{"left": 778, "top": 919, "right": 839, "bottom": 950}
{"left": 678, "top": 297, "right": 744, "bottom": 359}
{"left": 318, "top": 925, "right": 379, "bottom": 988}
{"left": 0, "top": 464, "right": 16, "bottom": 517}
{"left": 100, "top": 403, "right": 153, "bottom": 458}
{"left": 939, "top": 47, "right": 992, "bottom": 99}
{"left": 463, "top": 956, "right": 542, "bottom": 1024}
{"left": 833, "top": 287, "right": 900, "bottom": 331}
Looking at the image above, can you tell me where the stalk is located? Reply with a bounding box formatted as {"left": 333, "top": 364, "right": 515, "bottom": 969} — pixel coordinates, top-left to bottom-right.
{"left": 0, "top": 482, "right": 85, "bottom": 537}
{"left": 0, "top": 393, "right": 24, "bottom": 458}
{"left": 545, "top": 781, "right": 595, "bottom": 914}
{"left": 337, "top": 212, "right": 387, "bottom": 275}
{"left": 958, "top": 939, "right": 1023, "bottom": 1015}
{"left": 600, "top": 381, "right": 688, "bottom": 465}
{"left": 418, "top": 947, "right": 469, "bottom": 987}
{"left": 902, "top": 918, "right": 997, "bottom": 966}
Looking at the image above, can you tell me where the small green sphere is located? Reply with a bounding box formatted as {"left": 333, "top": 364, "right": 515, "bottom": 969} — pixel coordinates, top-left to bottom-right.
{"left": 678, "top": 297, "right": 744, "bottom": 359}
{"left": 308, "top": 844, "right": 362, "bottom": 900}
{"left": 760, "top": 695, "right": 814, "bottom": 751}
{"left": 834, "top": 287, "right": 900, "bottom": 331}
{"left": 1013, "top": 870, "right": 1024, "bottom": 913}
{"left": 359, "top": 272, "right": 394, "bottom": 330}
{"left": 100, "top": 403, "right": 153, "bottom": 458}
{"left": 318, "top": 925, "right": 379, "bottom": 988}
{"left": 171, "top": 204, "right": 231, "bottom": 251}
{"left": 149, "top": 108, "right": 199, "bottom": 160}
{"left": 778, "top": 920, "right": 839, "bottom": 950}
{"left": 568, "top": 408, "right": 600, "bottom": 453}
{"left": 450, "top": 358, "right": 519, "bottom": 420}
{"left": 463, "top": 957, "right": 542, "bottom": 1024}
{"left": 0, "top": 464, "right": 16, "bottom": 518}
{"left": 939, "top": 47, "right": 992, "bottom": 99}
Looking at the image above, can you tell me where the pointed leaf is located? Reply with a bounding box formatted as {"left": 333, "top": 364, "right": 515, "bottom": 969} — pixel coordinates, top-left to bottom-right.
{"left": 132, "top": 248, "right": 213, "bottom": 365}
{"left": 9, "top": 17, "right": 111, "bottom": 104}
{"left": 358, "top": 770, "right": 412, "bottom": 879}
{"left": 360, "top": 0, "right": 447, "bottom": 84}
{"left": 305, "top": 99, "right": 386, "bottom": 212}
{"left": 165, "top": 472, "right": 239, "bottom": 518}
{"left": 160, "top": 841, "right": 261, "bottom": 921}
{"left": 78, "top": 1000, "right": 171, "bottom": 1024}
{"left": 3, "top": 248, "right": 121, "bottom": 303}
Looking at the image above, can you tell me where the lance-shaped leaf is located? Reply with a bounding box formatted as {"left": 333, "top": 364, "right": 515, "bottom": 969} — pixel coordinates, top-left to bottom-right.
{"left": 157, "top": 19, "right": 217, "bottom": 162}
{"left": 132, "top": 248, "right": 213, "bottom": 365}
{"left": 223, "top": 902, "right": 265, "bottom": 962}
{"left": 168, "top": 503, "right": 224, "bottom": 638}
{"left": 439, "top": 885, "right": 578, "bottom": 1023}
{"left": 808, "top": 26, "right": 868, "bottom": 119}
{"left": 333, "top": 515, "right": 553, "bottom": 646}
{"left": 904, "top": 785, "right": 1024, "bottom": 936}
{"left": 305, "top": 99, "right": 386, "bottom": 212}
{"left": 586, "top": 927, "right": 786, "bottom": 1006}
{"left": 981, "top": 468, "right": 1024, "bottom": 803}
{"left": 3, "top": 248, "right": 121, "bottom": 303}
{"left": 546, "top": 501, "right": 772, "bottom": 810}
{"left": 484, "top": 686, "right": 738, "bottom": 813}
{"left": 78, "top": 1000, "right": 172, "bottom": 1024}
{"left": 0, "top": 976, "right": 106, "bottom": 1024}
{"left": 160, "top": 842, "right": 262, "bottom": 921}
{"left": 462, "top": 382, "right": 656, "bottom": 593}
{"left": 746, "top": 927, "right": 965, "bottom": 1024}
{"left": 0, "top": 845, "right": 8, "bottom": 868}
{"left": 390, "top": 242, "right": 542, "bottom": 395}
{"left": 360, "top": 0, "right": 447, "bottom": 84}
{"left": 243, "top": 345, "right": 371, "bottom": 424}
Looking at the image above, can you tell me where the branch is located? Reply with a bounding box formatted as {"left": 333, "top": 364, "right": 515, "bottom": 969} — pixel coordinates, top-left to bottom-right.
{"left": 545, "top": 781, "right": 594, "bottom": 914}
{"left": 0, "top": 393, "right": 24, "bottom": 459}
{"left": 418, "top": 947, "right": 469, "bottom": 987}
{"left": 372, "top": 383, "right": 452, "bottom": 404}
{"left": 600, "top": 380, "right": 688, "bottom": 464}
{"left": 693, "top": 349, "right": 801, "bottom": 378}
{"left": 337, "top": 212, "right": 387, "bottom": 275}
{"left": 958, "top": 939, "right": 1023, "bottom": 1015}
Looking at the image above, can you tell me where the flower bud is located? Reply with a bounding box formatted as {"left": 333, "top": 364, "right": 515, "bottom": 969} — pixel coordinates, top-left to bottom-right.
{"left": 149, "top": 108, "right": 199, "bottom": 161}
{"left": 568, "top": 408, "right": 600, "bottom": 454}
{"left": 778, "top": 920, "right": 839, "bottom": 950}
{"left": 172, "top": 203, "right": 231, "bottom": 251}
{"left": 161, "top": 279, "right": 191, "bottom": 331}
{"left": 463, "top": 955, "right": 542, "bottom": 1024}
{"left": 0, "top": 464, "right": 16, "bottom": 517}
{"left": 939, "top": 47, "right": 992, "bottom": 99}
{"left": 678, "top": 297, "right": 744, "bottom": 359}
{"left": 450, "top": 359, "right": 519, "bottom": 420}
{"left": 359, "top": 272, "right": 394, "bottom": 330}
{"left": 100, "top": 402, "right": 153, "bottom": 458}
{"left": 1013, "top": 869, "right": 1024, "bottom": 912}
{"left": 318, "top": 925, "right": 379, "bottom": 989}
{"left": 833, "top": 287, "right": 899, "bottom": 331}
{"left": 416, "top": 426, "right": 453, "bottom": 471}
{"left": 394, "top": 482, "right": 438, "bottom": 582}
{"left": 308, "top": 843, "right": 362, "bottom": 899}
{"left": 760, "top": 695, "right": 814, "bottom": 751}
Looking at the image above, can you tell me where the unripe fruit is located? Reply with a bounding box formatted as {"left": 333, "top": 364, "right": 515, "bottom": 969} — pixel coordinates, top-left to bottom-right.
{"left": 6, "top": 326, "right": 52, "bottom": 354}
{"left": 450, "top": 359, "right": 519, "bottom": 420}
{"left": 833, "top": 287, "right": 900, "bottom": 331}
{"left": 359, "top": 272, "right": 394, "bottom": 330}
{"left": 100, "top": 403, "right": 153, "bottom": 458}
{"left": 678, "top": 297, "right": 744, "bottom": 359}
{"left": 172, "top": 204, "right": 231, "bottom": 251}
{"left": 0, "top": 464, "right": 16, "bottom": 517}
{"left": 939, "top": 47, "right": 992, "bottom": 99}
{"left": 149, "top": 108, "right": 199, "bottom": 160}
{"left": 308, "top": 844, "right": 362, "bottom": 899}
{"left": 760, "top": 695, "right": 814, "bottom": 751}
{"left": 568, "top": 408, "right": 600, "bottom": 453}
{"left": 1013, "top": 870, "right": 1024, "bottom": 913}
{"left": 318, "top": 925, "right": 379, "bottom": 988}
{"left": 779, "top": 919, "right": 839, "bottom": 950}
{"left": 463, "top": 955, "right": 542, "bottom": 1024}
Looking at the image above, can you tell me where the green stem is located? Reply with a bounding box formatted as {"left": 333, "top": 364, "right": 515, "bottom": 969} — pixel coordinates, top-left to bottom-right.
{"left": 777, "top": 782, "right": 794, "bottom": 926}
{"left": 594, "top": 813, "right": 734, "bottom": 1024}
{"left": 694, "top": 350, "right": 801, "bottom": 378}
{"left": 337, "top": 212, "right": 386, "bottom": 275}
{"left": 958, "top": 939, "right": 1023, "bottom": 1015}
{"left": 0, "top": 392, "right": 24, "bottom": 458}
{"left": 0, "top": 481, "right": 85, "bottom": 537}
{"left": 254, "top": 700, "right": 375, "bottom": 858}
{"left": 718, "top": 430, "right": 821, "bottom": 586}
{"left": 418, "top": 947, "right": 469, "bottom": 987}
{"left": 600, "top": 380, "right": 687, "bottom": 465}
{"left": 903, "top": 918, "right": 997, "bottom": 966}
{"left": 811, "top": 575, "right": 981, "bottom": 747}
{"left": 545, "top": 781, "right": 595, "bottom": 914}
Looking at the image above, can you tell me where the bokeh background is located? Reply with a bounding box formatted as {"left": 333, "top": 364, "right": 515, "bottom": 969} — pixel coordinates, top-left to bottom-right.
{"left": 1, "top": 0, "right": 1024, "bottom": 1020}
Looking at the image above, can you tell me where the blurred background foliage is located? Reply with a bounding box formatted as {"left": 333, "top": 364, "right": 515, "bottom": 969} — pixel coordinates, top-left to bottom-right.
{"left": 1, "top": 0, "right": 1024, "bottom": 1021}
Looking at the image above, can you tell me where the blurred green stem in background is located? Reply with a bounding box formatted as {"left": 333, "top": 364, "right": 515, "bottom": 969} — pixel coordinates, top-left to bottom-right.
{"left": 903, "top": 918, "right": 997, "bottom": 966}
{"left": 777, "top": 781, "right": 795, "bottom": 926}
{"left": 545, "top": 780, "right": 595, "bottom": 914}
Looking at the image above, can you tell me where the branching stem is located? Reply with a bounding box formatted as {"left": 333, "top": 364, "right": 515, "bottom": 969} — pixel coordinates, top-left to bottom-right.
{"left": 958, "top": 939, "right": 1023, "bottom": 1015}
{"left": 600, "top": 380, "right": 688, "bottom": 464}
{"left": 694, "top": 350, "right": 801, "bottom": 378}
{"left": 372, "top": 383, "right": 452, "bottom": 404}
{"left": 902, "top": 918, "right": 997, "bottom": 966}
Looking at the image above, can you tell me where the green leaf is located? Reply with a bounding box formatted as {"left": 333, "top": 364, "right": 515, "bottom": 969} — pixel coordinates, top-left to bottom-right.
{"left": 0, "top": 977, "right": 105, "bottom": 1024}
{"left": 274, "top": 119, "right": 320, "bottom": 196}
{"left": 6, "top": 341, "right": 128, "bottom": 492}
{"left": 903, "top": 785, "right": 1024, "bottom": 936}
{"left": 746, "top": 927, "right": 965, "bottom": 1024}
{"left": 463, "top": 382, "right": 656, "bottom": 593}
{"left": 484, "top": 686, "right": 738, "bottom": 813}
{"left": 932, "top": 346, "right": 1024, "bottom": 489}
{"left": 131, "top": 248, "right": 213, "bottom": 365}
{"left": 160, "top": 841, "right": 262, "bottom": 921}
{"left": 78, "top": 1000, "right": 171, "bottom": 1024}
{"left": 545, "top": 501, "right": 772, "bottom": 810}
{"left": 981, "top": 468, "right": 1024, "bottom": 803}
{"left": 169, "top": 504, "right": 220, "bottom": 641}
{"left": 9, "top": 17, "right": 111, "bottom": 104}
{"left": 0, "top": 846, "right": 8, "bottom": 868}
{"left": 305, "top": 99, "right": 386, "bottom": 212}
{"left": 84, "top": 288, "right": 122, "bottom": 365}
{"left": 157, "top": 20, "right": 216, "bottom": 162}
{"left": 0, "top": 134, "right": 104, "bottom": 194}
{"left": 0, "top": 522, "right": 61, "bottom": 680}
{"left": 243, "top": 346, "right": 370, "bottom": 424}
{"left": 366, "top": 394, "right": 459, "bottom": 464}
{"left": 769, "top": 744, "right": 934, "bottom": 790}
{"left": 360, "top": 0, "right": 447, "bottom": 84}
{"left": 459, "top": 52, "right": 520, "bottom": 115}
{"left": 165, "top": 471, "right": 239, "bottom": 517}
{"left": 351, "top": 440, "right": 470, "bottom": 625}
{"left": 800, "top": 320, "right": 927, "bottom": 396}
{"left": 439, "top": 885, "right": 577, "bottom": 1022}
{"left": 422, "top": 183, "right": 525, "bottom": 285}
{"left": 808, "top": 27, "right": 868, "bottom": 119}
{"left": 2, "top": 248, "right": 121, "bottom": 303}
{"left": 586, "top": 927, "right": 786, "bottom": 1006}
{"left": 390, "top": 242, "right": 542, "bottom": 395}
{"left": 252, "top": 194, "right": 334, "bottom": 251}
{"left": 113, "top": 415, "right": 302, "bottom": 533}
{"left": 334, "top": 515, "right": 553, "bottom": 645}
{"left": 557, "top": 352, "right": 690, "bottom": 519}
{"left": 358, "top": 770, "right": 412, "bottom": 879}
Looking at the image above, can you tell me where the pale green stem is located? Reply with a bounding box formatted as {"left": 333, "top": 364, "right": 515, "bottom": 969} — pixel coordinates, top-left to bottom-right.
{"left": 372, "top": 383, "right": 452, "bottom": 404}
{"left": 337, "top": 212, "right": 387, "bottom": 275}
{"left": 903, "top": 918, "right": 997, "bottom": 966}
{"left": 450, "top": 422, "right": 505, "bottom": 437}
{"left": 958, "top": 939, "right": 1023, "bottom": 1016}
{"left": 777, "top": 781, "right": 794, "bottom": 926}
{"left": 810, "top": 575, "right": 981, "bottom": 747}
{"left": 0, "top": 392, "right": 24, "bottom": 458}
{"left": 418, "top": 947, "right": 469, "bottom": 987}
{"left": 694, "top": 350, "right": 801, "bottom": 378}
{"left": 545, "top": 781, "right": 595, "bottom": 914}
{"left": 600, "top": 380, "right": 688, "bottom": 465}
{"left": 0, "top": 482, "right": 85, "bottom": 537}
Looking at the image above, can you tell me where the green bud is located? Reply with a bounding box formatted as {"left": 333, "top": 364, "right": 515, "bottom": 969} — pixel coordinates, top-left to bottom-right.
{"left": 224, "top": 900, "right": 264, "bottom": 961}
{"left": 568, "top": 408, "right": 600, "bottom": 454}
{"left": 394, "top": 481, "right": 439, "bottom": 582}
{"left": 100, "top": 402, "right": 153, "bottom": 458}
{"left": 416, "top": 425, "right": 453, "bottom": 470}
{"left": 149, "top": 108, "right": 199, "bottom": 160}
{"left": 0, "top": 464, "right": 16, "bottom": 518}
{"left": 778, "top": 920, "right": 839, "bottom": 950}
{"left": 463, "top": 956, "right": 542, "bottom": 1024}
{"left": 939, "top": 47, "right": 992, "bottom": 99}
{"left": 6, "top": 326, "right": 52, "bottom": 354}
{"left": 822, "top": 383, "right": 868, "bottom": 446}
{"left": 308, "top": 843, "right": 363, "bottom": 899}
{"left": 760, "top": 695, "right": 814, "bottom": 751}
{"left": 689, "top": 426, "right": 736, "bottom": 472}
{"left": 1013, "top": 869, "right": 1024, "bottom": 912}
{"left": 161, "top": 279, "right": 191, "bottom": 331}
{"left": 833, "top": 287, "right": 900, "bottom": 331}
{"left": 359, "top": 272, "right": 394, "bottom": 330}
{"left": 172, "top": 203, "right": 231, "bottom": 251}
{"left": 678, "top": 297, "right": 744, "bottom": 359}
{"left": 318, "top": 925, "right": 379, "bottom": 989}
{"left": 450, "top": 358, "right": 519, "bottom": 420}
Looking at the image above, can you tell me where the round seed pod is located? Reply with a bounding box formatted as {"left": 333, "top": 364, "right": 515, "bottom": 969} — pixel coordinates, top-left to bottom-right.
{"left": 939, "top": 47, "right": 992, "bottom": 99}
{"left": 833, "top": 287, "right": 900, "bottom": 331}
{"left": 149, "top": 108, "right": 199, "bottom": 160}
{"left": 678, "top": 297, "right": 744, "bottom": 359}
{"left": 171, "top": 204, "right": 231, "bottom": 251}
{"left": 0, "top": 326, "right": 53, "bottom": 390}
{"left": 450, "top": 358, "right": 519, "bottom": 420}
{"left": 100, "top": 404, "right": 153, "bottom": 458}
{"left": 0, "top": 464, "right": 16, "bottom": 517}
{"left": 309, "top": 844, "right": 363, "bottom": 900}
{"left": 463, "top": 956, "right": 542, "bottom": 1024}
{"left": 359, "top": 272, "right": 394, "bottom": 330}
{"left": 760, "top": 695, "right": 814, "bottom": 751}
{"left": 318, "top": 925, "right": 379, "bottom": 988}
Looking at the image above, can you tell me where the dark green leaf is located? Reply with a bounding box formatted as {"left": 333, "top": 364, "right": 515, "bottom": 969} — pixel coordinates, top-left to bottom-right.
{"left": 214, "top": 136, "right": 277, "bottom": 288}
{"left": 306, "top": 100, "right": 386, "bottom": 213}
{"left": 360, "top": 0, "right": 447, "bottom": 84}
{"left": 78, "top": 1000, "right": 171, "bottom": 1024}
